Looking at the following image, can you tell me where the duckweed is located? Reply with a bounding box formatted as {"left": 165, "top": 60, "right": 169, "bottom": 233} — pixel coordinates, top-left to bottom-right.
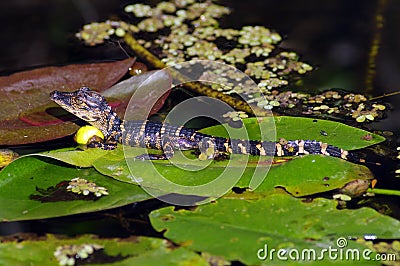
{"left": 76, "top": 0, "right": 387, "bottom": 123}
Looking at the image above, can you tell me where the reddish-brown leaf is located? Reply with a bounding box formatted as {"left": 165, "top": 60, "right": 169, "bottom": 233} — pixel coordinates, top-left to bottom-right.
{"left": 102, "top": 70, "right": 172, "bottom": 120}
{"left": 0, "top": 58, "right": 135, "bottom": 145}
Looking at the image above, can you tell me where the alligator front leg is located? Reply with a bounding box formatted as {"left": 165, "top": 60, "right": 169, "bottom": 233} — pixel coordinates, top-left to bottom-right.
{"left": 87, "top": 136, "right": 117, "bottom": 150}
{"left": 135, "top": 136, "right": 175, "bottom": 160}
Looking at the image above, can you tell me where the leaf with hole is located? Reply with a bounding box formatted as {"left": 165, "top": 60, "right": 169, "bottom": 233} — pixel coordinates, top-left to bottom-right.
{"left": 0, "top": 156, "right": 151, "bottom": 221}
{"left": 150, "top": 192, "right": 400, "bottom": 265}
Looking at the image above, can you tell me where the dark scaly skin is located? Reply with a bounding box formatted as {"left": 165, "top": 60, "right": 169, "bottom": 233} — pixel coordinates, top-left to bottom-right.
{"left": 50, "top": 87, "right": 360, "bottom": 162}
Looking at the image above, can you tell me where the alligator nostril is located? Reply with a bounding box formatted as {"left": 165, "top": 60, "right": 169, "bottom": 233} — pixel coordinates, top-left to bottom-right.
{"left": 50, "top": 91, "right": 59, "bottom": 99}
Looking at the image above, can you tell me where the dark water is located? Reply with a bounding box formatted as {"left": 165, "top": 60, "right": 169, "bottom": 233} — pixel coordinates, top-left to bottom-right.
{"left": 1, "top": 0, "right": 399, "bottom": 126}
{"left": 1, "top": 0, "right": 400, "bottom": 92}
{"left": 0, "top": 0, "right": 399, "bottom": 238}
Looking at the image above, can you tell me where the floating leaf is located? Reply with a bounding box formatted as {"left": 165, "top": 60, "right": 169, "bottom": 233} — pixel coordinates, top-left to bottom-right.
{"left": 200, "top": 116, "right": 385, "bottom": 150}
{"left": 0, "top": 234, "right": 208, "bottom": 266}
{"left": 100, "top": 117, "right": 379, "bottom": 196}
{"left": 150, "top": 192, "right": 400, "bottom": 265}
{"left": 0, "top": 115, "right": 384, "bottom": 221}
{"left": 40, "top": 147, "right": 112, "bottom": 167}
{"left": 31, "top": 116, "right": 379, "bottom": 198}
{"left": 238, "top": 154, "right": 373, "bottom": 196}
{"left": 0, "top": 156, "right": 151, "bottom": 221}
{"left": 1, "top": 116, "right": 380, "bottom": 218}
{"left": 0, "top": 58, "right": 135, "bottom": 145}
{"left": 91, "top": 148, "right": 373, "bottom": 198}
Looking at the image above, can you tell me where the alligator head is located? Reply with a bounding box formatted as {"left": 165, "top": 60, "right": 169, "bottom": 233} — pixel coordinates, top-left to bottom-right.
{"left": 50, "top": 87, "right": 121, "bottom": 139}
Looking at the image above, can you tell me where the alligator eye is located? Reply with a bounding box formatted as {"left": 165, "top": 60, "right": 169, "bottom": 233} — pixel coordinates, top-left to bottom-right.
{"left": 86, "top": 100, "right": 98, "bottom": 108}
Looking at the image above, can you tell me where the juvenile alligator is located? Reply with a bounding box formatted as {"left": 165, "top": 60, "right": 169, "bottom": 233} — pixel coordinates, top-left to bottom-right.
{"left": 50, "top": 87, "right": 360, "bottom": 162}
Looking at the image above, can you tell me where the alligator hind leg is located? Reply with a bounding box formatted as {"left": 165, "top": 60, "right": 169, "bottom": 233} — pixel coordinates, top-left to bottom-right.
{"left": 198, "top": 137, "right": 217, "bottom": 160}
{"left": 135, "top": 136, "right": 175, "bottom": 160}
{"left": 135, "top": 153, "right": 172, "bottom": 160}
{"left": 213, "top": 151, "right": 230, "bottom": 161}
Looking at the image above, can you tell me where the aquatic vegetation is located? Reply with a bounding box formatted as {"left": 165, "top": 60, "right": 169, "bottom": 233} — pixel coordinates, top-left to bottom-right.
{"left": 76, "top": 0, "right": 387, "bottom": 123}
{"left": 54, "top": 243, "right": 103, "bottom": 266}
{"left": 67, "top": 177, "right": 109, "bottom": 198}
{"left": 0, "top": 2, "right": 399, "bottom": 265}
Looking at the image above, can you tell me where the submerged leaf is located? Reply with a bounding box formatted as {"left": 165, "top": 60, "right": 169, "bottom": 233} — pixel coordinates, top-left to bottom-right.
{"left": 0, "top": 58, "right": 135, "bottom": 145}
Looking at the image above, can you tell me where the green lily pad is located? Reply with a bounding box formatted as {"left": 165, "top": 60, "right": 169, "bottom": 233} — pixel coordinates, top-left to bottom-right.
{"left": 239, "top": 154, "right": 373, "bottom": 196}
{"left": 92, "top": 148, "right": 373, "bottom": 198}
{"left": 0, "top": 234, "right": 208, "bottom": 266}
{"left": 27, "top": 116, "right": 380, "bottom": 199}
{"left": 200, "top": 116, "right": 385, "bottom": 150}
{"left": 40, "top": 148, "right": 111, "bottom": 168}
{"left": 150, "top": 192, "right": 400, "bottom": 265}
{"left": 0, "top": 156, "right": 151, "bottom": 221}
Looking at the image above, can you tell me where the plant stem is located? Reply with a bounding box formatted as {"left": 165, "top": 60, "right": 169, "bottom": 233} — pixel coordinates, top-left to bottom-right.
{"left": 368, "top": 90, "right": 400, "bottom": 101}
{"left": 367, "top": 188, "right": 400, "bottom": 196}
{"left": 123, "top": 32, "right": 272, "bottom": 117}
{"left": 364, "top": 0, "right": 387, "bottom": 94}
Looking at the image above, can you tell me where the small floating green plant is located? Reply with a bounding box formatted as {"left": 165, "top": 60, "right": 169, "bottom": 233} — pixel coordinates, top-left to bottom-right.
{"left": 76, "top": 0, "right": 387, "bottom": 123}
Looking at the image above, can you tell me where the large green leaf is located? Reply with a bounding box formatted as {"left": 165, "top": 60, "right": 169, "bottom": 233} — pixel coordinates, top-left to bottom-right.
{"left": 239, "top": 154, "right": 373, "bottom": 196}
{"left": 0, "top": 156, "right": 151, "bottom": 221}
{"left": 92, "top": 148, "right": 373, "bottom": 197}
{"left": 0, "top": 116, "right": 380, "bottom": 220}
{"left": 200, "top": 116, "right": 385, "bottom": 150}
{"left": 0, "top": 234, "right": 208, "bottom": 266}
{"left": 40, "top": 148, "right": 111, "bottom": 167}
{"left": 150, "top": 192, "right": 400, "bottom": 265}
{"left": 95, "top": 116, "right": 378, "bottom": 196}
{"left": 25, "top": 116, "right": 380, "bottom": 198}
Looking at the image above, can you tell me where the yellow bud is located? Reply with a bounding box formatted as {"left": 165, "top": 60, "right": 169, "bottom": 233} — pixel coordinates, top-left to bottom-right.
{"left": 0, "top": 149, "right": 19, "bottom": 168}
{"left": 74, "top": 126, "right": 104, "bottom": 145}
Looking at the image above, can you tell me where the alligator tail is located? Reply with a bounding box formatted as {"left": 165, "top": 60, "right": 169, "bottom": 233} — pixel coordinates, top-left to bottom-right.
{"left": 212, "top": 137, "right": 363, "bottom": 163}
